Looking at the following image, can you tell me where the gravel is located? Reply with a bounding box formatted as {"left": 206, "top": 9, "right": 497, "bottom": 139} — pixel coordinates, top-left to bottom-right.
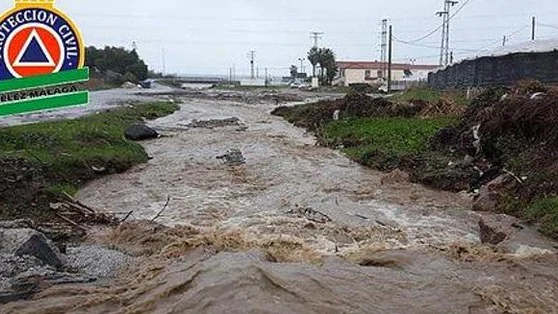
{"left": 66, "top": 246, "right": 131, "bottom": 278}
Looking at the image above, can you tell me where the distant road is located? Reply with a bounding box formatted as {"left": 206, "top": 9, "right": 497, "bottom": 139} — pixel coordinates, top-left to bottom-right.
{"left": 0, "top": 83, "right": 173, "bottom": 127}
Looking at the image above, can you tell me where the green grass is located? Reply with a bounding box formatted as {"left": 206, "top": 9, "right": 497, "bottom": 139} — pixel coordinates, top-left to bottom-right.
{"left": 322, "top": 117, "right": 456, "bottom": 171}
{"left": 391, "top": 87, "right": 469, "bottom": 107}
{"left": 0, "top": 101, "right": 178, "bottom": 165}
{"left": 524, "top": 197, "right": 558, "bottom": 239}
{"left": 325, "top": 117, "right": 456, "bottom": 155}
{"left": 0, "top": 101, "right": 180, "bottom": 221}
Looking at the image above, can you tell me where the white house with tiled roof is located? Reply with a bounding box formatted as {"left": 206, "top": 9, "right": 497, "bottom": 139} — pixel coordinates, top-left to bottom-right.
{"left": 336, "top": 61, "right": 439, "bottom": 87}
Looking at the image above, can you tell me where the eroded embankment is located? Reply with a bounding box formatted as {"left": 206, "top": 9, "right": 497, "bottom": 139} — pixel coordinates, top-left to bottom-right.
{"left": 273, "top": 84, "right": 558, "bottom": 239}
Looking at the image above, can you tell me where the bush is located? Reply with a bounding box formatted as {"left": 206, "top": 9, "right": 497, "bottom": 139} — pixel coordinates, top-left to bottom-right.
{"left": 525, "top": 197, "right": 558, "bottom": 239}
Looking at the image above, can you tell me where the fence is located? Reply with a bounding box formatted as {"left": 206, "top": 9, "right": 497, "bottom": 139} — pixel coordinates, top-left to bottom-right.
{"left": 428, "top": 51, "right": 558, "bottom": 89}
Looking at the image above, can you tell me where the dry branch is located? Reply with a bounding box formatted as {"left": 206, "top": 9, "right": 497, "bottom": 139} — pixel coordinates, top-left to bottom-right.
{"left": 151, "top": 196, "right": 171, "bottom": 222}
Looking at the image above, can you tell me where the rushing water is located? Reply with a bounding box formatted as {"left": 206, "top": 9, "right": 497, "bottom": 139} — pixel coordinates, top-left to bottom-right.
{"left": 3, "top": 93, "right": 558, "bottom": 313}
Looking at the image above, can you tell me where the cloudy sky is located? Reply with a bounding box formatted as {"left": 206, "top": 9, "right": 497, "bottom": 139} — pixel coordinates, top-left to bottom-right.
{"left": 48, "top": 0, "right": 558, "bottom": 76}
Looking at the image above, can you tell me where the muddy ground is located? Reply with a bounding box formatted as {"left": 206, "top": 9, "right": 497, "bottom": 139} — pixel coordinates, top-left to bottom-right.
{"left": 2, "top": 88, "right": 558, "bottom": 313}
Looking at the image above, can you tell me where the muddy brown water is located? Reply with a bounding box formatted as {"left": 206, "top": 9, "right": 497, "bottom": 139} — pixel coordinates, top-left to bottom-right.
{"left": 3, "top": 94, "right": 558, "bottom": 313}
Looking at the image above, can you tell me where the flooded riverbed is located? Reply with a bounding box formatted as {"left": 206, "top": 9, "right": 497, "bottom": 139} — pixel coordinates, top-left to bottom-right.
{"left": 3, "top": 93, "right": 558, "bottom": 313}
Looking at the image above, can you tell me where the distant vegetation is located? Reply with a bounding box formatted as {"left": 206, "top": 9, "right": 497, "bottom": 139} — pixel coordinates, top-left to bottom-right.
{"left": 85, "top": 46, "right": 149, "bottom": 86}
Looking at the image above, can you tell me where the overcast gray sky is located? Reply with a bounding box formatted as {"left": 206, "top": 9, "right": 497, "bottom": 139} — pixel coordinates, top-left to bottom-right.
{"left": 52, "top": 0, "right": 558, "bottom": 76}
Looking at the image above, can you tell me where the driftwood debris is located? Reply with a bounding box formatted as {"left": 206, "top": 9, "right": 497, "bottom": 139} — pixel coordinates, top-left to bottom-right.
{"left": 121, "top": 211, "right": 134, "bottom": 223}
{"left": 151, "top": 196, "right": 171, "bottom": 222}
{"left": 288, "top": 206, "right": 332, "bottom": 224}
{"left": 49, "top": 194, "right": 120, "bottom": 231}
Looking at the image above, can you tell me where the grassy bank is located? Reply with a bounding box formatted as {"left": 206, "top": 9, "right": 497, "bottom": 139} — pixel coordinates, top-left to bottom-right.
{"left": 0, "top": 102, "right": 179, "bottom": 221}
{"left": 322, "top": 117, "right": 455, "bottom": 170}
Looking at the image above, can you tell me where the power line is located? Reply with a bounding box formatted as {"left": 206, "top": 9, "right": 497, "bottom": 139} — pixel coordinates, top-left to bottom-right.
{"left": 538, "top": 23, "right": 558, "bottom": 30}
{"left": 397, "top": 0, "right": 473, "bottom": 44}
{"left": 393, "top": 36, "right": 478, "bottom": 52}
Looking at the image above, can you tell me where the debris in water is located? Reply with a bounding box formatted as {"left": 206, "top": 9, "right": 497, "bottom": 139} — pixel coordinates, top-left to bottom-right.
{"left": 151, "top": 196, "right": 171, "bottom": 222}
{"left": 188, "top": 117, "right": 241, "bottom": 129}
{"left": 287, "top": 206, "right": 332, "bottom": 224}
{"left": 216, "top": 149, "right": 246, "bottom": 166}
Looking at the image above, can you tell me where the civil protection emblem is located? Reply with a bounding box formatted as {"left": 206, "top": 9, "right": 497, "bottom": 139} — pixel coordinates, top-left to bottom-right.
{"left": 0, "top": 0, "right": 89, "bottom": 117}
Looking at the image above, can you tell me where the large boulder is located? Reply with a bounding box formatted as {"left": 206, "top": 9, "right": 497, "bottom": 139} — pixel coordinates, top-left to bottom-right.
{"left": 418, "top": 167, "right": 478, "bottom": 192}
{"left": 124, "top": 124, "right": 159, "bottom": 141}
{"left": 473, "top": 174, "right": 518, "bottom": 212}
{"left": 479, "top": 216, "right": 510, "bottom": 245}
{"left": 0, "top": 229, "right": 63, "bottom": 269}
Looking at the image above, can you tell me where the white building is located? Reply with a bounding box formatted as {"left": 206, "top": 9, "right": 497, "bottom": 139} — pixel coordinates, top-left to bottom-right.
{"left": 336, "top": 61, "right": 438, "bottom": 87}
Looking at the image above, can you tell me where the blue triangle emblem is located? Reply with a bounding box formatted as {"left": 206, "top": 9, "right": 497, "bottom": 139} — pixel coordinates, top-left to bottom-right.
{"left": 19, "top": 37, "right": 49, "bottom": 63}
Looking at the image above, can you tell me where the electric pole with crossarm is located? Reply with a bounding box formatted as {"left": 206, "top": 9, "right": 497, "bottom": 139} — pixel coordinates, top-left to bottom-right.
{"left": 437, "top": 0, "right": 458, "bottom": 67}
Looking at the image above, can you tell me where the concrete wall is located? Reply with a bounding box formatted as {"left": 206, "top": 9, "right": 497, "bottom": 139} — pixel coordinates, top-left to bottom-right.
{"left": 428, "top": 51, "right": 558, "bottom": 89}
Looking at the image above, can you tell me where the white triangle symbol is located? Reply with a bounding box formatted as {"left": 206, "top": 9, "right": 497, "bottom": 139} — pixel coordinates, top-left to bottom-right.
{"left": 13, "top": 29, "right": 55, "bottom": 67}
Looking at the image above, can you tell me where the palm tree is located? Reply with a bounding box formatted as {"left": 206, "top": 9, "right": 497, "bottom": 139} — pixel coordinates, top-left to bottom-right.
{"left": 307, "top": 47, "right": 320, "bottom": 77}
{"left": 317, "top": 48, "right": 338, "bottom": 85}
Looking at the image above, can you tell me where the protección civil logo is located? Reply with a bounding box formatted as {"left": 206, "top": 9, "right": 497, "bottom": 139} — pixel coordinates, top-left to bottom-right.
{"left": 0, "top": 0, "right": 89, "bottom": 117}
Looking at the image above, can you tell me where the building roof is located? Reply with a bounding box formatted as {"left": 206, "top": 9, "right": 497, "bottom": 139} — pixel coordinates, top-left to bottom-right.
{"left": 476, "top": 39, "right": 558, "bottom": 59}
{"left": 431, "top": 39, "right": 558, "bottom": 73}
{"left": 336, "top": 61, "right": 439, "bottom": 71}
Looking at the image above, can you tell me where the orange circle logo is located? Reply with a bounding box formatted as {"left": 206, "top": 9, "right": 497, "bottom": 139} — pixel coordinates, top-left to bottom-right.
{"left": 4, "top": 23, "right": 64, "bottom": 78}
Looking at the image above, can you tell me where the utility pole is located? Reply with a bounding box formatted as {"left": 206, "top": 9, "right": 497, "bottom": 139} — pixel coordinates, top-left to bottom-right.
{"left": 532, "top": 16, "right": 536, "bottom": 40}
{"left": 161, "top": 47, "right": 166, "bottom": 76}
{"left": 265, "top": 68, "right": 268, "bottom": 86}
{"left": 298, "top": 58, "right": 305, "bottom": 74}
{"left": 437, "top": 0, "right": 458, "bottom": 67}
{"left": 387, "top": 25, "right": 393, "bottom": 93}
{"left": 380, "top": 19, "right": 388, "bottom": 78}
{"left": 249, "top": 50, "right": 255, "bottom": 80}
{"left": 310, "top": 31, "right": 324, "bottom": 47}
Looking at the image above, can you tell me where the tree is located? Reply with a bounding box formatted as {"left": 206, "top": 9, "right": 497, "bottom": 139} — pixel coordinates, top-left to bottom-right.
{"left": 306, "top": 47, "right": 338, "bottom": 86}
{"left": 290, "top": 65, "right": 298, "bottom": 79}
{"left": 318, "top": 48, "right": 338, "bottom": 86}
{"left": 85, "top": 46, "right": 149, "bottom": 83}
{"left": 307, "top": 47, "right": 320, "bottom": 77}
